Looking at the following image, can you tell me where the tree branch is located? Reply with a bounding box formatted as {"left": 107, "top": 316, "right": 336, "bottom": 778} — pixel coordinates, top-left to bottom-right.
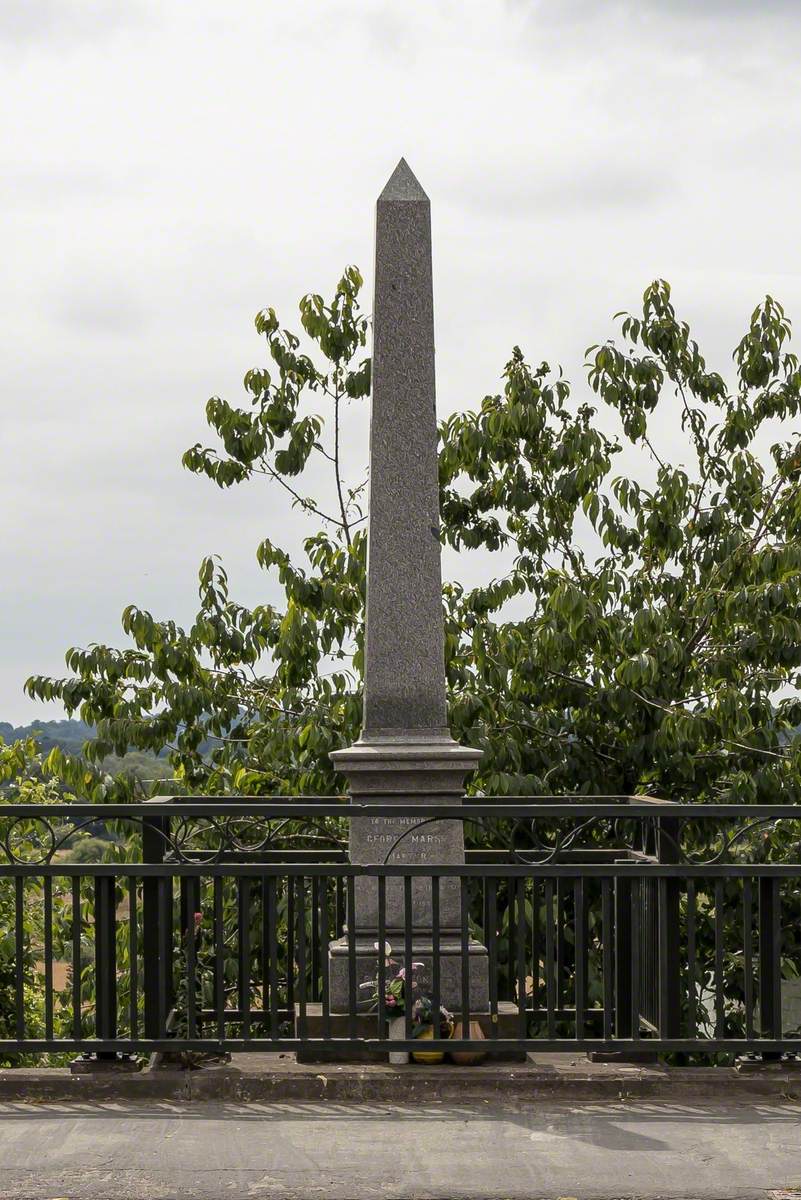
{"left": 333, "top": 381, "right": 352, "bottom": 547}
{"left": 254, "top": 459, "right": 344, "bottom": 528}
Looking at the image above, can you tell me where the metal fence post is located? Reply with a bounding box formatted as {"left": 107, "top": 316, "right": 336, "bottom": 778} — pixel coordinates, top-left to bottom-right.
{"left": 93, "top": 874, "right": 117, "bottom": 1050}
{"left": 759, "top": 877, "right": 782, "bottom": 1058}
{"left": 614, "top": 876, "right": 632, "bottom": 1038}
{"left": 142, "top": 812, "right": 172, "bottom": 1040}
{"left": 657, "top": 816, "right": 681, "bottom": 1040}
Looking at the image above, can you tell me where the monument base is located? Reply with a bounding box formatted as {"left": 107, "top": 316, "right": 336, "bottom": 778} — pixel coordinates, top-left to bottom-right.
{"left": 328, "top": 935, "right": 489, "bottom": 1015}
{"left": 295, "top": 1001, "right": 526, "bottom": 1063}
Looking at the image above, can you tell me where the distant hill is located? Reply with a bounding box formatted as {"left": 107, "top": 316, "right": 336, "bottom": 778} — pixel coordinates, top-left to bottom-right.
{"left": 0, "top": 718, "right": 95, "bottom": 755}
{"left": 0, "top": 718, "right": 173, "bottom": 782}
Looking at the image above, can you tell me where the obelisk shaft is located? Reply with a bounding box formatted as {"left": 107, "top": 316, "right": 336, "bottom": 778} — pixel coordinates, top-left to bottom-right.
{"left": 363, "top": 158, "right": 448, "bottom": 738}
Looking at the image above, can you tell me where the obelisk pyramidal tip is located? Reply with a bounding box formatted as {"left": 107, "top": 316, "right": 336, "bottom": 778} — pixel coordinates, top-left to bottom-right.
{"left": 379, "top": 157, "right": 429, "bottom": 203}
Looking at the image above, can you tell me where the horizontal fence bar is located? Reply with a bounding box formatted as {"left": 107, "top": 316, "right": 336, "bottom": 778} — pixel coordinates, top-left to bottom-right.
{"left": 5, "top": 800, "right": 801, "bottom": 819}
{"left": 6, "top": 863, "right": 801, "bottom": 878}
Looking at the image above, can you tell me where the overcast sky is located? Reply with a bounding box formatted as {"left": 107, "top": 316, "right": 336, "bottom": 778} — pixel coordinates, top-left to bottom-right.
{"left": 3, "top": 0, "right": 801, "bottom": 724}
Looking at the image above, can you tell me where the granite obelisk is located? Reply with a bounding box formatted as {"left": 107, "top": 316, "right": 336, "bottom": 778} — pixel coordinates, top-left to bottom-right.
{"left": 329, "top": 159, "right": 487, "bottom": 1010}
{"left": 359, "top": 157, "right": 451, "bottom": 740}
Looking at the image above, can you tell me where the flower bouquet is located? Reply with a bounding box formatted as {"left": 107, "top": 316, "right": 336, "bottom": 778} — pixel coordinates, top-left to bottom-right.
{"left": 359, "top": 941, "right": 425, "bottom": 1064}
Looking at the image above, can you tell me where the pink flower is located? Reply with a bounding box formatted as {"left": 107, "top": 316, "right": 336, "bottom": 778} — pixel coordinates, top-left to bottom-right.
{"left": 193, "top": 912, "right": 203, "bottom": 931}
{"left": 386, "top": 995, "right": 397, "bottom": 1007}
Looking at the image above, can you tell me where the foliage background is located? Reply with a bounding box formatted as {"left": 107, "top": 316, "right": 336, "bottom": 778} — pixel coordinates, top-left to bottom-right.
{"left": 20, "top": 269, "right": 801, "bottom": 807}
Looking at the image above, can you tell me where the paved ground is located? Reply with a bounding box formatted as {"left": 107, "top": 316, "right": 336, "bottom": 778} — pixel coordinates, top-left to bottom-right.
{"left": 1, "top": 1099, "right": 800, "bottom": 1199}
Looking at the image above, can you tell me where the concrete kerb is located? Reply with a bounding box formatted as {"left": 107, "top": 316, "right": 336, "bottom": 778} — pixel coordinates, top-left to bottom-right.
{"left": 2, "top": 1054, "right": 801, "bottom": 1104}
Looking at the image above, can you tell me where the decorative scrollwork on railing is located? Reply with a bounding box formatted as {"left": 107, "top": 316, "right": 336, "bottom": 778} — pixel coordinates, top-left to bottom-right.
{"left": 2, "top": 814, "right": 59, "bottom": 866}
{"left": 378, "top": 808, "right": 801, "bottom": 867}
{"left": 164, "top": 813, "right": 347, "bottom": 863}
{"left": 170, "top": 816, "right": 228, "bottom": 863}
{"left": 379, "top": 810, "right": 641, "bottom": 865}
{"left": 660, "top": 814, "right": 801, "bottom": 866}
{"left": 0, "top": 805, "right": 349, "bottom": 867}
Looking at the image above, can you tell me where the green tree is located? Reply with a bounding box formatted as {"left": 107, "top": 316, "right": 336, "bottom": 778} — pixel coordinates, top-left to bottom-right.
{"left": 0, "top": 738, "right": 63, "bottom": 1064}
{"left": 0, "top": 736, "right": 151, "bottom": 1060}
{"left": 25, "top": 273, "right": 801, "bottom": 805}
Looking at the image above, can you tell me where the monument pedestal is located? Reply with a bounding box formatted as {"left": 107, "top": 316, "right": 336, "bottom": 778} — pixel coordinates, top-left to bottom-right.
{"left": 329, "top": 732, "right": 490, "bottom": 1026}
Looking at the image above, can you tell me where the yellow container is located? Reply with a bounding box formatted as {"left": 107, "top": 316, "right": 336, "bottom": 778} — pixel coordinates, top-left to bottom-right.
{"left": 411, "top": 1024, "right": 448, "bottom": 1064}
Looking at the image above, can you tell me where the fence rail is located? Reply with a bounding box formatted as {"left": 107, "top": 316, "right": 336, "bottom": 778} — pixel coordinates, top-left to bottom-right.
{"left": 2, "top": 799, "right": 800, "bottom": 1061}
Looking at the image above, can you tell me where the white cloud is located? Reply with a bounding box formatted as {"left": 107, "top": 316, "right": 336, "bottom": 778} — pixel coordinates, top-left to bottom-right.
{"left": 445, "top": 158, "right": 673, "bottom": 219}
{"left": 0, "top": 0, "right": 154, "bottom": 45}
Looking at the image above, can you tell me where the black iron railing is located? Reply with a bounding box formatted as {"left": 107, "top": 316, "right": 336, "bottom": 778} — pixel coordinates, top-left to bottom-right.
{"left": 1, "top": 799, "right": 800, "bottom": 1060}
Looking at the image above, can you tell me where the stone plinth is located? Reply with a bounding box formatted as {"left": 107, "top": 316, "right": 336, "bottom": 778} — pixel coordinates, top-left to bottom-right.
{"left": 329, "top": 733, "right": 487, "bottom": 1012}
{"left": 332, "top": 732, "right": 481, "bottom": 932}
